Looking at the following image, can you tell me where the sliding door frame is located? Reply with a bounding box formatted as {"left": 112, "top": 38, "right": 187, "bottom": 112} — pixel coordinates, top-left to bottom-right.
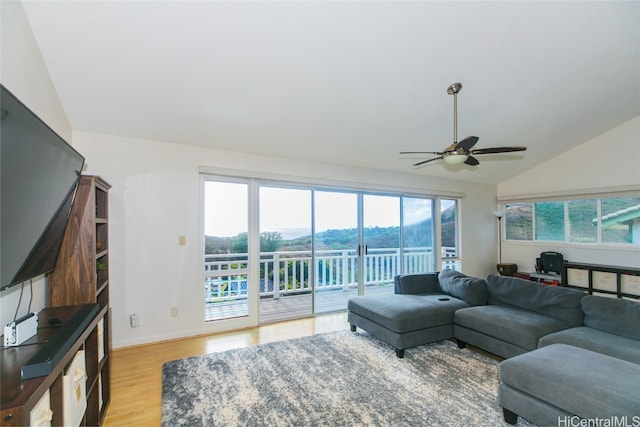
{"left": 200, "top": 168, "right": 463, "bottom": 331}
{"left": 200, "top": 175, "right": 260, "bottom": 333}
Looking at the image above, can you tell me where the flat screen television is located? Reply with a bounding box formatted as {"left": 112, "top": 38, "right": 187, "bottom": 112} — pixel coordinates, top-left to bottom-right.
{"left": 1, "top": 84, "right": 85, "bottom": 291}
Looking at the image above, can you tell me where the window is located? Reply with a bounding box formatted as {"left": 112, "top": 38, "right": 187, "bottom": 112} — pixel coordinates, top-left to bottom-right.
{"left": 505, "top": 203, "right": 532, "bottom": 240}
{"left": 402, "top": 197, "right": 435, "bottom": 273}
{"left": 535, "top": 201, "right": 564, "bottom": 241}
{"left": 203, "top": 180, "right": 250, "bottom": 322}
{"left": 441, "top": 199, "right": 461, "bottom": 270}
{"left": 504, "top": 194, "right": 640, "bottom": 245}
{"left": 568, "top": 199, "right": 597, "bottom": 243}
{"left": 601, "top": 196, "right": 640, "bottom": 244}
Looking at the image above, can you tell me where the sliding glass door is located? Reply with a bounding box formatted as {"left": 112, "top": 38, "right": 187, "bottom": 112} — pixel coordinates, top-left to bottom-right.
{"left": 314, "top": 191, "right": 359, "bottom": 314}
{"left": 440, "top": 199, "right": 461, "bottom": 270}
{"left": 203, "top": 180, "right": 251, "bottom": 322}
{"left": 402, "top": 197, "right": 435, "bottom": 274}
{"left": 258, "top": 187, "right": 313, "bottom": 323}
{"left": 202, "top": 175, "right": 450, "bottom": 325}
{"left": 362, "top": 195, "right": 400, "bottom": 298}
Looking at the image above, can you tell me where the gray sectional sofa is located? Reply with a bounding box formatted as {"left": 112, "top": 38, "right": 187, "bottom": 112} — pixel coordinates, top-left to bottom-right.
{"left": 347, "top": 272, "right": 471, "bottom": 358}
{"left": 454, "top": 273, "right": 586, "bottom": 358}
{"left": 347, "top": 270, "right": 640, "bottom": 425}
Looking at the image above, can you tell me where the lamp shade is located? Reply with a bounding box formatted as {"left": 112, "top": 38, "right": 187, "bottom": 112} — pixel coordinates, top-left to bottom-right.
{"left": 443, "top": 153, "right": 468, "bottom": 165}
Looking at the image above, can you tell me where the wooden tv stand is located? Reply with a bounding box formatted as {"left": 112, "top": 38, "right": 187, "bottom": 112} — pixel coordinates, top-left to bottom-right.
{"left": 1, "top": 304, "right": 109, "bottom": 426}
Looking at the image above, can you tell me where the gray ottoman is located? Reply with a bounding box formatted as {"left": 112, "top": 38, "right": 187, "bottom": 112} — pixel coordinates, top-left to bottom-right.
{"left": 499, "top": 343, "right": 640, "bottom": 425}
{"left": 347, "top": 293, "right": 468, "bottom": 357}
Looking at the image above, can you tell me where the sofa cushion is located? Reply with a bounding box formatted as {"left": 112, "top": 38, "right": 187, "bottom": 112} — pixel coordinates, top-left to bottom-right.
{"left": 485, "top": 274, "right": 585, "bottom": 326}
{"left": 348, "top": 294, "right": 468, "bottom": 333}
{"left": 455, "top": 305, "right": 573, "bottom": 351}
{"left": 499, "top": 344, "right": 640, "bottom": 419}
{"left": 581, "top": 295, "right": 640, "bottom": 340}
{"left": 394, "top": 273, "right": 441, "bottom": 295}
{"left": 438, "top": 269, "right": 487, "bottom": 306}
{"left": 539, "top": 326, "right": 640, "bottom": 364}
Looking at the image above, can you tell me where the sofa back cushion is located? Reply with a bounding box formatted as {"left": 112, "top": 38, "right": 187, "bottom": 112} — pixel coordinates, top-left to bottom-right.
{"left": 485, "top": 274, "right": 585, "bottom": 326}
{"left": 582, "top": 295, "right": 640, "bottom": 340}
{"left": 438, "top": 269, "right": 487, "bottom": 306}
{"left": 394, "top": 273, "right": 441, "bottom": 294}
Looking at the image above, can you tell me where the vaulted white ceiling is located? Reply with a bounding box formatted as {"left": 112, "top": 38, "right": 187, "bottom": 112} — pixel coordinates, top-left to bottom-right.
{"left": 22, "top": 1, "right": 640, "bottom": 184}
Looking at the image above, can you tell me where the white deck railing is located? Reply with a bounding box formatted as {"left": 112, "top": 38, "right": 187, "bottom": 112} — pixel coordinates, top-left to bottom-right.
{"left": 204, "top": 247, "right": 457, "bottom": 303}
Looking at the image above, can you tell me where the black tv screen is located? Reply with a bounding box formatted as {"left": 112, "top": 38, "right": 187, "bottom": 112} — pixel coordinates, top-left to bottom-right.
{"left": 1, "top": 85, "right": 85, "bottom": 291}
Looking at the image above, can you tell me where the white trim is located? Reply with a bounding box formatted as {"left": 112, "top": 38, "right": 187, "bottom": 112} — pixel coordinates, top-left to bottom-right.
{"left": 248, "top": 179, "right": 260, "bottom": 322}
{"left": 497, "top": 185, "right": 640, "bottom": 202}
{"left": 434, "top": 198, "right": 442, "bottom": 271}
{"left": 198, "top": 165, "right": 466, "bottom": 199}
{"left": 504, "top": 238, "right": 640, "bottom": 251}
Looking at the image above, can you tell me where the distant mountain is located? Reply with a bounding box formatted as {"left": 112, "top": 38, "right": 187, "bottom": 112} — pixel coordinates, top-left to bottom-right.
{"left": 271, "top": 227, "right": 311, "bottom": 240}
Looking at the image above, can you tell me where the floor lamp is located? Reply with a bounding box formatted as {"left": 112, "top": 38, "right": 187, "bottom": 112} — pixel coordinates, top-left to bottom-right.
{"left": 494, "top": 210, "right": 517, "bottom": 275}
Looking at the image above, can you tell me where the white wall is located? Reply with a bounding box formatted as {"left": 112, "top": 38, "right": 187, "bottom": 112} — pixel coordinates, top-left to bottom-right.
{"left": 0, "top": 1, "right": 71, "bottom": 328}
{"left": 73, "top": 131, "right": 497, "bottom": 348}
{"left": 0, "top": 1, "right": 71, "bottom": 141}
{"left": 497, "top": 116, "right": 640, "bottom": 271}
{"left": 498, "top": 116, "right": 640, "bottom": 197}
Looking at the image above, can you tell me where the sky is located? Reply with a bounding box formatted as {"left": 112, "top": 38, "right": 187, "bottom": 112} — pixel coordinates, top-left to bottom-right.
{"left": 204, "top": 181, "right": 436, "bottom": 238}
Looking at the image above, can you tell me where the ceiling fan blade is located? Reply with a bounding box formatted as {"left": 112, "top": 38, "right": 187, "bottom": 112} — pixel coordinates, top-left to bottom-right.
{"left": 413, "top": 156, "right": 443, "bottom": 167}
{"left": 471, "top": 146, "right": 527, "bottom": 155}
{"left": 455, "top": 136, "right": 479, "bottom": 151}
{"left": 400, "top": 151, "right": 444, "bottom": 155}
{"left": 464, "top": 156, "right": 480, "bottom": 166}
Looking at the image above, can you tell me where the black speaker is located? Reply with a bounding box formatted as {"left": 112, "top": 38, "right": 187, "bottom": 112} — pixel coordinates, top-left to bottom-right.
{"left": 540, "top": 252, "right": 564, "bottom": 275}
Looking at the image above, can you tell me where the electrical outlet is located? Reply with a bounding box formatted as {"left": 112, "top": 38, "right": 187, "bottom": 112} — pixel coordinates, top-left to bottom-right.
{"left": 130, "top": 313, "right": 139, "bottom": 328}
{"left": 170, "top": 306, "right": 178, "bottom": 317}
{"left": 178, "top": 235, "right": 186, "bottom": 246}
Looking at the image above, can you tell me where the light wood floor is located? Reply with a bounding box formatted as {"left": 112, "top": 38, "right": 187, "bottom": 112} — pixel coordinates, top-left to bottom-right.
{"left": 102, "top": 312, "right": 349, "bottom": 426}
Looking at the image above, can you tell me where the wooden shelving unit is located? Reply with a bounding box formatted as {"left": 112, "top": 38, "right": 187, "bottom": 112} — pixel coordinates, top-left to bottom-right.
{"left": 51, "top": 175, "right": 112, "bottom": 425}
{"left": 0, "top": 175, "right": 112, "bottom": 426}
{"left": 562, "top": 261, "right": 640, "bottom": 300}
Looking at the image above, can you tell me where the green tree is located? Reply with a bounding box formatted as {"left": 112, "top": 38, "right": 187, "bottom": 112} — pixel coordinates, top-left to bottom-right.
{"left": 260, "top": 231, "right": 283, "bottom": 252}
{"left": 226, "top": 231, "right": 284, "bottom": 253}
{"left": 231, "top": 232, "right": 248, "bottom": 253}
{"left": 205, "top": 235, "right": 232, "bottom": 254}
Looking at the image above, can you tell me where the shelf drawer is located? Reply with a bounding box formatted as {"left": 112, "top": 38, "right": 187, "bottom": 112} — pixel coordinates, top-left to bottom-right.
{"left": 592, "top": 271, "right": 617, "bottom": 292}
{"left": 98, "top": 318, "right": 105, "bottom": 363}
{"left": 566, "top": 268, "right": 589, "bottom": 288}
{"left": 63, "top": 350, "right": 87, "bottom": 427}
{"left": 30, "top": 389, "right": 53, "bottom": 427}
{"left": 621, "top": 274, "right": 640, "bottom": 296}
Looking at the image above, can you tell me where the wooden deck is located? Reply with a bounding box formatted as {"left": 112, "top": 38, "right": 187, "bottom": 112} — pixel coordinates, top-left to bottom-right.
{"left": 205, "top": 284, "right": 394, "bottom": 324}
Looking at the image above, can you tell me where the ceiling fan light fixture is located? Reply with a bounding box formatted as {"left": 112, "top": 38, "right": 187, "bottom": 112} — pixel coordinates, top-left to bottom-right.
{"left": 443, "top": 151, "right": 468, "bottom": 165}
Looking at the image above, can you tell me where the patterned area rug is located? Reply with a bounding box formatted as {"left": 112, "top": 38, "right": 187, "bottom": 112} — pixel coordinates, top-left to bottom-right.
{"left": 162, "top": 330, "right": 533, "bottom": 426}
